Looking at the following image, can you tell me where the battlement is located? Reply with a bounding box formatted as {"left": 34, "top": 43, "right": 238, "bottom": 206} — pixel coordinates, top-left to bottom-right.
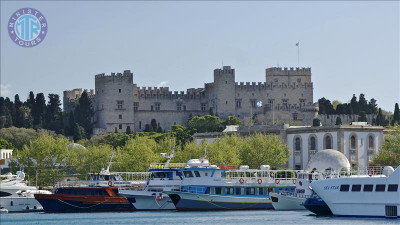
{"left": 266, "top": 67, "right": 311, "bottom": 76}
{"left": 63, "top": 88, "right": 94, "bottom": 101}
{"left": 214, "top": 66, "right": 235, "bottom": 75}
{"left": 235, "top": 81, "right": 313, "bottom": 90}
{"left": 95, "top": 70, "right": 133, "bottom": 81}
{"left": 137, "top": 86, "right": 205, "bottom": 99}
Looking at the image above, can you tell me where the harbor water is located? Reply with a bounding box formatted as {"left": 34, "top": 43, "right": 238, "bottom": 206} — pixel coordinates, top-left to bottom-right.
{"left": 0, "top": 210, "right": 397, "bottom": 225}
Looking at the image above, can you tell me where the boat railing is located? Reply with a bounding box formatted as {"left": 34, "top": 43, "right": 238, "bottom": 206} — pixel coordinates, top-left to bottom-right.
{"left": 149, "top": 163, "right": 187, "bottom": 169}
{"left": 224, "top": 169, "right": 301, "bottom": 185}
{"left": 278, "top": 192, "right": 311, "bottom": 199}
{"left": 323, "top": 166, "right": 386, "bottom": 178}
{"left": 171, "top": 186, "right": 206, "bottom": 194}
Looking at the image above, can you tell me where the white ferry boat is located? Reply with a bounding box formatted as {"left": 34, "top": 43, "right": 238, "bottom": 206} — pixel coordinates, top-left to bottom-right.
{"left": 119, "top": 152, "right": 186, "bottom": 210}
{"left": 165, "top": 158, "right": 297, "bottom": 211}
{"left": 271, "top": 149, "right": 351, "bottom": 211}
{"left": 0, "top": 171, "right": 51, "bottom": 212}
{"left": 309, "top": 166, "right": 399, "bottom": 218}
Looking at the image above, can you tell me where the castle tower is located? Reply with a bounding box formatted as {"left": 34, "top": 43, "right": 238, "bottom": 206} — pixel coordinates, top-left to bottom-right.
{"left": 211, "top": 66, "right": 236, "bottom": 118}
{"left": 94, "top": 70, "right": 135, "bottom": 134}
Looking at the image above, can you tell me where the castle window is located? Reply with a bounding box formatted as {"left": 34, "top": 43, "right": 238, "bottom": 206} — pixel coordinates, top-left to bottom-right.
{"left": 282, "top": 99, "right": 288, "bottom": 110}
{"left": 250, "top": 100, "right": 256, "bottom": 108}
{"left": 155, "top": 103, "right": 160, "bottom": 111}
{"left": 119, "top": 124, "right": 122, "bottom": 130}
{"left": 139, "top": 121, "right": 142, "bottom": 129}
{"left": 115, "top": 127, "right": 117, "bottom": 133}
{"left": 183, "top": 105, "right": 186, "bottom": 111}
{"left": 134, "top": 102, "right": 139, "bottom": 112}
{"left": 119, "top": 114, "right": 122, "bottom": 120}
{"left": 177, "top": 103, "right": 182, "bottom": 111}
{"left": 117, "top": 100, "right": 124, "bottom": 109}
{"left": 225, "top": 81, "right": 227, "bottom": 84}
{"left": 297, "top": 78, "right": 301, "bottom": 83}
{"left": 236, "top": 100, "right": 241, "bottom": 108}
{"left": 201, "top": 103, "right": 207, "bottom": 111}
{"left": 252, "top": 93, "right": 254, "bottom": 97}
{"left": 292, "top": 112, "right": 298, "bottom": 121}
{"left": 151, "top": 106, "right": 154, "bottom": 111}
{"left": 119, "top": 89, "right": 121, "bottom": 93}
{"left": 226, "top": 101, "right": 228, "bottom": 104}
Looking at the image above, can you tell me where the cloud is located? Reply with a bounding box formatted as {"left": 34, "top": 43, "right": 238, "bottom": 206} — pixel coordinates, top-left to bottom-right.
{"left": 157, "top": 81, "right": 169, "bottom": 88}
{"left": 0, "top": 84, "right": 12, "bottom": 97}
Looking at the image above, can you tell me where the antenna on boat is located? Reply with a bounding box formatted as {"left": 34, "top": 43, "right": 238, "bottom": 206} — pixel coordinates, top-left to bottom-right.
{"left": 201, "top": 145, "right": 208, "bottom": 163}
{"left": 162, "top": 137, "right": 175, "bottom": 168}
{"left": 103, "top": 151, "right": 115, "bottom": 174}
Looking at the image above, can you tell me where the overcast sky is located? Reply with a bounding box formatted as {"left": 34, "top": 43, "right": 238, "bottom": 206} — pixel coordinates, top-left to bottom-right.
{"left": 1, "top": 1, "right": 399, "bottom": 111}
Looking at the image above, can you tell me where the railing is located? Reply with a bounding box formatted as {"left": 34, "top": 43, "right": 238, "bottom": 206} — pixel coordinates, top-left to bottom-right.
{"left": 278, "top": 192, "right": 311, "bottom": 199}
{"left": 149, "top": 163, "right": 186, "bottom": 169}
{"left": 224, "top": 170, "right": 301, "bottom": 185}
{"left": 171, "top": 186, "right": 206, "bottom": 194}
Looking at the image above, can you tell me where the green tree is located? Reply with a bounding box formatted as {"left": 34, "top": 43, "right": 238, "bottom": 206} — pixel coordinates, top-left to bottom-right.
{"left": 188, "top": 115, "right": 222, "bottom": 133}
{"left": 14, "top": 94, "right": 24, "bottom": 128}
{"left": 144, "top": 124, "right": 153, "bottom": 132}
{"left": 368, "top": 98, "right": 378, "bottom": 115}
{"left": 44, "top": 94, "right": 63, "bottom": 133}
{"left": 313, "top": 118, "right": 321, "bottom": 127}
{"left": 206, "top": 134, "right": 242, "bottom": 166}
{"left": 150, "top": 119, "right": 158, "bottom": 131}
{"left": 335, "top": 117, "right": 342, "bottom": 125}
{"left": 0, "top": 138, "right": 13, "bottom": 149}
{"left": 67, "top": 144, "right": 113, "bottom": 176}
{"left": 170, "top": 124, "right": 192, "bottom": 147}
{"left": 73, "top": 123, "right": 86, "bottom": 142}
{"left": 12, "top": 134, "right": 70, "bottom": 187}
{"left": 376, "top": 108, "right": 384, "bottom": 126}
{"left": 0, "top": 127, "right": 41, "bottom": 150}
{"left": 113, "top": 137, "right": 161, "bottom": 172}
{"left": 0, "top": 97, "right": 6, "bottom": 128}
{"left": 332, "top": 100, "right": 341, "bottom": 110}
{"left": 126, "top": 126, "right": 132, "bottom": 134}
{"left": 358, "top": 94, "right": 368, "bottom": 113}
{"left": 172, "top": 141, "right": 205, "bottom": 163}
{"left": 358, "top": 111, "right": 367, "bottom": 122}
{"left": 74, "top": 91, "right": 94, "bottom": 137}
{"left": 391, "top": 103, "right": 400, "bottom": 126}
{"left": 372, "top": 125, "right": 400, "bottom": 167}
{"left": 240, "top": 134, "right": 290, "bottom": 168}
{"left": 33, "top": 93, "right": 46, "bottom": 128}
{"left": 26, "top": 91, "right": 35, "bottom": 110}
{"left": 82, "top": 132, "right": 133, "bottom": 149}
{"left": 350, "top": 94, "right": 359, "bottom": 114}
{"left": 223, "top": 116, "right": 240, "bottom": 126}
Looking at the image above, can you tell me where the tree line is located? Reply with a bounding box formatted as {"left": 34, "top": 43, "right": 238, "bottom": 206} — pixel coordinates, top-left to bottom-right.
{"left": 0, "top": 91, "right": 94, "bottom": 141}
{"left": 6, "top": 131, "right": 289, "bottom": 187}
{"left": 318, "top": 94, "right": 399, "bottom": 126}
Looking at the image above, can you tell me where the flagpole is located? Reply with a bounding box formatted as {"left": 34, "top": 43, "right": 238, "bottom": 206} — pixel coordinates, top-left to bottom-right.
{"left": 297, "top": 42, "right": 300, "bottom": 67}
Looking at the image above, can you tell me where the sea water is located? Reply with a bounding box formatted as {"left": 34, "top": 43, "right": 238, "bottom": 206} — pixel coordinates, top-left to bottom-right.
{"left": 0, "top": 210, "right": 397, "bottom": 225}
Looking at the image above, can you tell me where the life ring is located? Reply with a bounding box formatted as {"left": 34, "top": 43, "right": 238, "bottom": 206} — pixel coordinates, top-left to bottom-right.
{"left": 275, "top": 179, "right": 280, "bottom": 184}
{"left": 108, "top": 181, "right": 113, "bottom": 186}
{"left": 368, "top": 168, "right": 374, "bottom": 176}
{"left": 292, "top": 179, "right": 296, "bottom": 184}
{"left": 257, "top": 179, "right": 262, "bottom": 184}
{"left": 239, "top": 178, "right": 245, "bottom": 184}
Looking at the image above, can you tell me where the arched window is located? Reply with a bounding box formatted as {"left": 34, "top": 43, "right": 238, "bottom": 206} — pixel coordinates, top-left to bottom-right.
{"left": 325, "top": 136, "right": 332, "bottom": 149}
{"left": 295, "top": 137, "right": 301, "bottom": 151}
{"left": 310, "top": 137, "right": 316, "bottom": 150}
{"left": 350, "top": 136, "right": 356, "bottom": 150}
{"left": 368, "top": 136, "right": 374, "bottom": 150}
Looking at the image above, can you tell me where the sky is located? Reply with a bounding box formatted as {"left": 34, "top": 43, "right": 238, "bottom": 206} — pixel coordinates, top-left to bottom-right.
{"left": 1, "top": 1, "right": 399, "bottom": 111}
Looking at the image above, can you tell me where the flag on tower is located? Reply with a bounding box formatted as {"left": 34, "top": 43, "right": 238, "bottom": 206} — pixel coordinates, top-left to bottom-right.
{"left": 296, "top": 42, "right": 299, "bottom": 46}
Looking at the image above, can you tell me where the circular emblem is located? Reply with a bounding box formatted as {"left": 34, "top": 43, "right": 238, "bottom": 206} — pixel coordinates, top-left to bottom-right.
{"left": 8, "top": 8, "right": 47, "bottom": 47}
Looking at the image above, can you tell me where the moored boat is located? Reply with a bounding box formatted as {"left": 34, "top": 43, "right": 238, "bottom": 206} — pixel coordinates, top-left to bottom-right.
{"left": 165, "top": 157, "right": 297, "bottom": 211}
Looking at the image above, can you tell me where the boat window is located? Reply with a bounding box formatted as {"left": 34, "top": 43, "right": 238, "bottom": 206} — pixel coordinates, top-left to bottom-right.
{"left": 340, "top": 184, "right": 350, "bottom": 192}
{"left": 363, "top": 184, "right": 373, "bottom": 192}
{"left": 351, "top": 185, "right": 361, "bottom": 192}
{"left": 388, "top": 184, "right": 398, "bottom": 192}
{"left": 104, "top": 175, "right": 109, "bottom": 181}
{"left": 215, "top": 187, "right": 222, "bottom": 195}
{"left": 236, "top": 187, "right": 243, "bottom": 195}
{"left": 226, "top": 187, "right": 234, "bottom": 195}
{"left": 205, "top": 187, "right": 210, "bottom": 194}
{"left": 246, "top": 188, "right": 255, "bottom": 195}
{"left": 0, "top": 191, "right": 12, "bottom": 197}
{"left": 112, "top": 189, "right": 119, "bottom": 195}
{"left": 205, "top": 172, "right": 208, "bottom": 176}
{"left": 194, "top": 171, "right": 201, "bottom": 177}
{"left": 258, "top": 188, "right": 264, "bottom": 195}
{"left": 183, "top": 171, "right": 194, "bottom": 178}
{"left": 154, "top": 172, "right": 168, "bottom": 178}
{"left": 375, "top": 184, "right": 386, "bottom": 192}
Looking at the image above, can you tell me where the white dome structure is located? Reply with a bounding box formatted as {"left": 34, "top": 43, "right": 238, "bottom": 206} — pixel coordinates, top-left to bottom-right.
{"left": 67, "top": 143, "right": 87, "bottom": 151}
{"left": 306, "top": 149, "right": 350, "bottom": 172}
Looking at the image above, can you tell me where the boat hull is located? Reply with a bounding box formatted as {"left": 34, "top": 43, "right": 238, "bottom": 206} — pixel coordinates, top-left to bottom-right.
{"left": 124, "top": 194, "right": 175, "bottom": 210}
{"left": 34, "top": 194, "right": 134, "bottom": 213}
{"left": 0, "top": 197, "right": 43, "bottom": 212}
{"left": 167, "top": 192, "right": 272, "bottom": 211}
{"left": 303, "top": 197, "right": 332, "bottom": 216}
{"left": 270, "top": 193, "right": 306, "bottom": 210}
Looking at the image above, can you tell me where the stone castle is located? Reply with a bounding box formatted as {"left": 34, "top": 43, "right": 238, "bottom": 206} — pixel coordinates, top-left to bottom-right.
{"left": 64, "top": 66, "right": 318, "bottom": 135}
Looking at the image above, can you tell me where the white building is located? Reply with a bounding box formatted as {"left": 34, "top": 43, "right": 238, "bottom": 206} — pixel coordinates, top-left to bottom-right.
{"left": 193, "top": 124, "right": 388, "bottom": 170}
